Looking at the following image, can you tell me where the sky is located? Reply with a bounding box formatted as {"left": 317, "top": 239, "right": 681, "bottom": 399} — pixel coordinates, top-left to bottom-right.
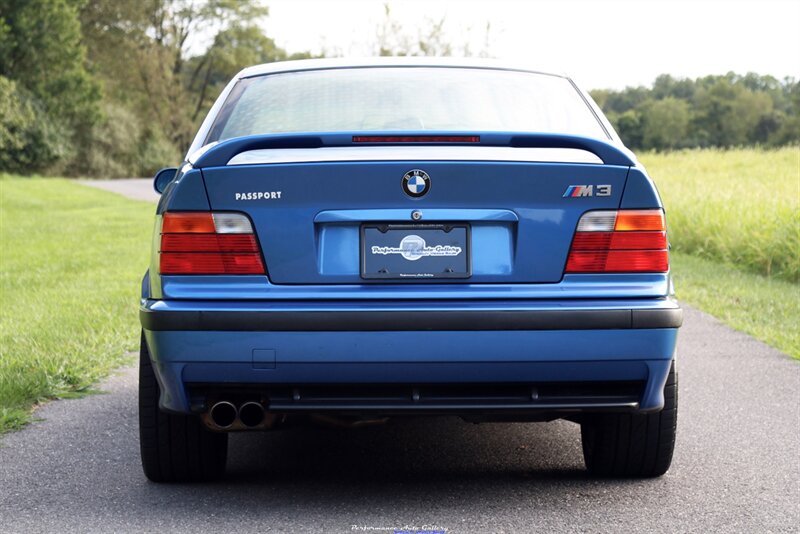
{"left": 256, "top": 0, "right": 800, "bottom": 90}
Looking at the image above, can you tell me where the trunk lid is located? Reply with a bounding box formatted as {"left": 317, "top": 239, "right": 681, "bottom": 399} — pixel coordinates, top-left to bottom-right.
{"left": 199, "top": 142, "right": 630, "bottom": 284}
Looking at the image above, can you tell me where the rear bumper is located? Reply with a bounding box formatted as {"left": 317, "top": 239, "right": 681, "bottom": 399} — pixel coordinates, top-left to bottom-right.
{"left": 140, "top": 298, "right": 681, "bottom": 416}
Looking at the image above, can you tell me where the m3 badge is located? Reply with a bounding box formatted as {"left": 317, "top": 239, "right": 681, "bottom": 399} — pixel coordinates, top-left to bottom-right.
{"left": 563, "top": 184, "right": 612, "bottom": 197}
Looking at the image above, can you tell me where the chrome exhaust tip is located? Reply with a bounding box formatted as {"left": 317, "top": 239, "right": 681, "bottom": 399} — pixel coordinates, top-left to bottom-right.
{"left": 209, "top": 401, "right": 237, "bottom": 429}
{"left": 238, "top": 401, "right": 265, "bottom": 428}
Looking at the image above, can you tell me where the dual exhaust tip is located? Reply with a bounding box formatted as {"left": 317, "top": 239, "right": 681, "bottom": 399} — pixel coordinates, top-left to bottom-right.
{"left": 209, "top": 400, "right": 265, "bottom": 429}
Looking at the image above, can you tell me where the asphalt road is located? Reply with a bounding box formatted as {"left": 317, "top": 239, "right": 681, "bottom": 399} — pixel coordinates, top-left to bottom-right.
{"left": 0, "top": 182, "right": 797, "bottom": 533}
{"left": 81, "top": 178, "right": 161, "bottom": 203}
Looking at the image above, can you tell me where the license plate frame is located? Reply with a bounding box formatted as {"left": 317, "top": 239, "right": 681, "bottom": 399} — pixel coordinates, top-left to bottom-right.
{"left": 360, "top": 223, "right": 471, "bottom": 280}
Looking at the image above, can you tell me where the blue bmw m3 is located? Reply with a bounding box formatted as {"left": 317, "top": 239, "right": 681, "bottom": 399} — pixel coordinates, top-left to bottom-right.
{"left": 139, "top": 58, "right": 681, "bottom": 482}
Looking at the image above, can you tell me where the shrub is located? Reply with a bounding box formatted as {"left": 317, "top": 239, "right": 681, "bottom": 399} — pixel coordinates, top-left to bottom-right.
{"left": 0, "top": 76, "right": 69, "bottom": 173}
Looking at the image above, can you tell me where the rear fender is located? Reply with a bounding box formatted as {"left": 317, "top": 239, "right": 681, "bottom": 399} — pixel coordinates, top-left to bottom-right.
{"left": 141, "top": 271, "right": 150, "bottom": 299}
{"left": 156, "top": 166, "right": 210, "bottom": 214}
{"left": 620, "top": 167, "right": 663, "bottom": 209}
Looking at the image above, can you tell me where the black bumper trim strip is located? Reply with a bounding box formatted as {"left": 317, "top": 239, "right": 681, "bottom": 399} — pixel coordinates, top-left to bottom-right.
{"left": 140, "top": 307, "right": 682, "bottom": 332}
{"left": 632, "top": 308, "right": 684, "bottom": 329}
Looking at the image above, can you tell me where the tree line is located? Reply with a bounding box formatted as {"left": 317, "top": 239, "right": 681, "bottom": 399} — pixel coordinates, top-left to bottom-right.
{"left": 2, "top": 0, "right": 798, "bottom": 178}
{"left": 591, "top": 73, "right": 799, "bottom": 151}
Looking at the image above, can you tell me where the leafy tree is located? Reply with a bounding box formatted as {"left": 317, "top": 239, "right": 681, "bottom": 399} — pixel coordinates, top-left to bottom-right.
{"left": 0, "top": 76, "right": 69, "bottom": 172}
{"left": 602, "top": 86, "right": 650, "bottom": 115}
{"left": 652, "top": 74, "right": 695, "bottom": 101}
{"left": 185, "top": 25, "right": 313, "bottom": 124}
{"left": 692, "top": 77, "right": 773, "bottom": 146}
{"left": 136, "top": 0, "right": 269, "bottom": 149}
{"left": 769, "top": 79, "right": 800, "bottom": 145}
{"left": 614, "top": 109, "right": 644, "bottom": 148}
{"left": 76, "top": 0, "right": 314, "bottom": 175}
{"left": 0, "top": 0, "right": 99, "bottom": 172}
{"left": 78, "top": 0, "right": 269, "bottom": 153}
{"left": 640, "top": 97, "right": 690, "bottom": 150}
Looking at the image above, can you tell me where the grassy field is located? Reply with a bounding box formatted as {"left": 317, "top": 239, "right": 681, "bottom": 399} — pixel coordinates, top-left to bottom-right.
{"left": 641, "top": 147, "right": 800, "bottom": 282}
{"left": 0, "top": 177, "right": 152, "bottom": 431}
{"left": 671, "top": 252, "right": 799, "bottom": 358}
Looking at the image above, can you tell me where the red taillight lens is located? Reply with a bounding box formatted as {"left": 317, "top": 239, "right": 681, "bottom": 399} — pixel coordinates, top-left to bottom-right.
{"left": 160, "top": 252, "right": 264, "bottom": 275}
{"left": 566, "top": 250, "right": 669, "bottom": 273}
{"left": 159, "top": 212, "right": 265, "bottom": 275}
{"left": 161, "top": 234, "right": 259, "bottom": 253}
{"left": 566, "top": 210, "right": 669, "bottom": 273}
{"left": 570, "top": 231, "right": 668, "bottom": 251}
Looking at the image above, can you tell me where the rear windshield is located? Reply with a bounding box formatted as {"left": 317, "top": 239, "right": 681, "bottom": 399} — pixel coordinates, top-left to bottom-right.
{"left": 206, "top": 67, "right": 608, "bottom": 143}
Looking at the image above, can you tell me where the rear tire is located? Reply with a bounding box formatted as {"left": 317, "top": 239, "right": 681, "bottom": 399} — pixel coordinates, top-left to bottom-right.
{"left": 139, "top": 331, "right": 228, "bottom": 482}
{"left": 581, "top": 362, "right": 677, "bottom": 478}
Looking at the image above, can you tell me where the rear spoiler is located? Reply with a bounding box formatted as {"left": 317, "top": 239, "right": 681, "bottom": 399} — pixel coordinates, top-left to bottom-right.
{"left": 190, "top": 132, "right": 636, "bottom": 168}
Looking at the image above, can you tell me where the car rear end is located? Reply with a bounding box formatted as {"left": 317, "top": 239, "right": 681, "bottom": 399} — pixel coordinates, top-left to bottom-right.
{"left": 138, "top": 60, "right": 681, "bottom": 481}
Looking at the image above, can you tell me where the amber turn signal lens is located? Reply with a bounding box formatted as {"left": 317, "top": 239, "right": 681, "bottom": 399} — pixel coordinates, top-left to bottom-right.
{"left": 613, "top": 210, "right": 665, "bottom": 232}
{"left": 162, "top": 212, "right": 216, "bottom": 233}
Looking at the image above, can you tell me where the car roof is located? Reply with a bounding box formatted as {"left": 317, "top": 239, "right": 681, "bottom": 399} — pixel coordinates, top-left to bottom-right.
{"left": 236, "top": 57, "right": 569, "bottom": 80}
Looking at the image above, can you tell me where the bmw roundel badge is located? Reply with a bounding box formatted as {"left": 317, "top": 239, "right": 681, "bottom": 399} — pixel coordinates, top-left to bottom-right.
{"left": 402, "top": 169, "right": 431, "bottom": 198}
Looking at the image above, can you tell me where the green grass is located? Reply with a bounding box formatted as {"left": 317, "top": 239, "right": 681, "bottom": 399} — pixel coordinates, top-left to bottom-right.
{"left": 671, "top": 252, "right": 800, "bottom": 358}
{"left": 641, "top": 147, "right": 800, "bottom": 282}
{"left": 0, "top": 177, "right": 152, "bottom": 432}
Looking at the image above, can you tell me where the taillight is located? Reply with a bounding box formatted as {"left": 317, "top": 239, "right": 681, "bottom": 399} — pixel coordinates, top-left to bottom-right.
{"left": 565, "top": 210, "right": 669, "bottom": 273}
{"left": 159, "top": 212, "right": 265, "bottom": 275}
